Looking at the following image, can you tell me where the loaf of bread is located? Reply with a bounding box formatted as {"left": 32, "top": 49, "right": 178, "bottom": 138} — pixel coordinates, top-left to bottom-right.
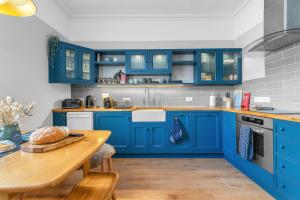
{"left": 29, "top": 126, "right": 68, "bottom": 145}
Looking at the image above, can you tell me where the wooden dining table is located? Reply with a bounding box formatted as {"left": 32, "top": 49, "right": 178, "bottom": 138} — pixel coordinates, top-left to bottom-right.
{"left": 0, "top": 130, "right": 111, "bottom": 200}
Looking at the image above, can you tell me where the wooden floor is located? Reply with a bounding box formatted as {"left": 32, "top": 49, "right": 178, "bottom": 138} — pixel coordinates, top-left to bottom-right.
{"left": 22, "top": 158, "right": 274, "bottom": 200}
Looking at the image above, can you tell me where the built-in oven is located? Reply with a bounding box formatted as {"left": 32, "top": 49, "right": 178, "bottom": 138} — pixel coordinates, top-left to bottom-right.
{"left": 236, "top": 114, "right": 273, "bottom": 174}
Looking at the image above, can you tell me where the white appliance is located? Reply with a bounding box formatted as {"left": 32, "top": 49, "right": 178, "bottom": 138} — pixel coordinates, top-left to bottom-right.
{"left": 66, "top": 112, "right": 93, "bottom": 130}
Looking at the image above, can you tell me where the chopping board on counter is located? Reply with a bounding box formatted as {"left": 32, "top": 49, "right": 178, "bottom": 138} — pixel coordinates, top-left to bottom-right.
{"left": 21, "top": 135, "right": 85, "bottom": 153}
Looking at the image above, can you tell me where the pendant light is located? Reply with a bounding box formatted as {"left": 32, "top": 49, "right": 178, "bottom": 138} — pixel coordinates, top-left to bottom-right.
{"left": 0, "top": 0, "right": 36, "bottom": 17}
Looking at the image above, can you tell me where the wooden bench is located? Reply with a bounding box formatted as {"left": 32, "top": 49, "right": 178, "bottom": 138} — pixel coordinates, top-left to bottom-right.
{"left": 66, "top": 172, "right": 119, "bottom": 200}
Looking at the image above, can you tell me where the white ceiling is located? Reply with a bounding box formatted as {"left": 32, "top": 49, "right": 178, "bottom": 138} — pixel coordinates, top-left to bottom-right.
{"left": 56, "top": 0, "right": 250, "bottom": 17}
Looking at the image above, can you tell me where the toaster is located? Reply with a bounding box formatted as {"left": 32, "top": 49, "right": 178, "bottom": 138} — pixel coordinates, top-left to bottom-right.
{"left": 62, "top": 99, "right": 82, "bottom": 109}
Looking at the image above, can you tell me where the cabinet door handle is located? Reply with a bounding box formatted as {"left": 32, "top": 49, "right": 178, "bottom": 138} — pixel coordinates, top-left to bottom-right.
{"left": 152, "top": 127, "right": 154, "bottom": 131}
{"left": 280, "top": 127, "right": 285, "bottom": 132}
{"left": 128, "top": 116, "right": 131, "bottom": 121}
{"left": 280, "top": 164, "right": 285, "bottom": 169}
{"left": 280, "top": 145, "right": 285, "bottom": 150}
{"left": 280, "top": 184, "right": 286, "bottom": 189}
{"left": 146, "top": 128, "right": 150, "bottom": 131}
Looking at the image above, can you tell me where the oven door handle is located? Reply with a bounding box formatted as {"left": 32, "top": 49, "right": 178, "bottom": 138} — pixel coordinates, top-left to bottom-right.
{"left": 252, "top": 128, "right": 264, "bottom": 134}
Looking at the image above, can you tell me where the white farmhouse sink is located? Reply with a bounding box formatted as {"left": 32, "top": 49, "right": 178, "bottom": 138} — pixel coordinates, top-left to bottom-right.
{"left": 132, "top": 109, "right": 166, "bottom": 122}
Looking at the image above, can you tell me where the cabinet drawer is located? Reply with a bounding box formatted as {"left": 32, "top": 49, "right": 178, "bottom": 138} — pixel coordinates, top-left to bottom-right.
{"left": 277, "top": 135, "right": 300, "bottom": 161}
{"left": 277, "top": 175, "right": 300, "bottom": 200}
{"left": 277, "top": 156, "right": 300, "bottom": 183}
{"left": 276, "top": 120, "right": 300, "bottom": 140}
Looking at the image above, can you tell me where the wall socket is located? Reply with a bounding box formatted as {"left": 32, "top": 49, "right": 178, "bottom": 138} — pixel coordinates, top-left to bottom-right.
{"left": 185, "top": 97, "right": 193, "bottom": 102}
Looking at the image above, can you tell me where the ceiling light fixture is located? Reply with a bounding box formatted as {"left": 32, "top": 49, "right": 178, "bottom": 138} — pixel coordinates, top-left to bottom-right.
{"left": 0, "top": 0, "right": 36, "bottom": 17}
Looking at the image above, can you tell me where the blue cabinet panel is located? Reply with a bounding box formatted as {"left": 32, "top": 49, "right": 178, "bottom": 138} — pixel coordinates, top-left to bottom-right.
{"left": 167, "top": 112, "right": 193, "bottom": 152}
{"left": 277, "top": 156, "right": 300, "bottom": 183}
{"left": 149, "top": 125, "right": 167, "bottom": 153}
{"left": 131, "top": 125, "right": 148, "bottom": 153}
{"left": 49, "top": 41, "right": 96, "bottom": 84}
{"left": 277, "top": 175, "right": 300, "bottom": 200}
{"left": 125, "top": 50, "right": 172, "bottom": 75}
{"left": 94, "top": 112, "right": 131, "bottom": 153}
{"left": 53, "top": 112, "right": 66, "bottom": 126}
{"left": 131, "top": 123, "right": 167, "bottom": 153}
{"left": 222, "top": 111, "right": 237, "bottom": 159}
{"left": 192, "top": 112, "right": 222, "bottom": 153}
{"left": 220, "top": 49, "right": 242, "bottom": 84}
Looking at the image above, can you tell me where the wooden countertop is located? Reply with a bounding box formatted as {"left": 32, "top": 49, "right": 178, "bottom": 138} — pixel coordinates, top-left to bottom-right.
{"left": 52, "top": 107, "right": 300, "bottom": 123}
{"left": 0, "top": 130, "right": 110, "bottom": 194}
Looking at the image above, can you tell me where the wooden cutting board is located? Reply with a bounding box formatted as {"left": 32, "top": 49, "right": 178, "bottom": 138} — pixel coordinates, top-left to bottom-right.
{"left": 21, "top": 136, "right": 85, "bottom": 153}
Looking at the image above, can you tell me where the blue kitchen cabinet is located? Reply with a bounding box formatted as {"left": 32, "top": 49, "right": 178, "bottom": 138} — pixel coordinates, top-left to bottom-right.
{"left": 125, "top": 50, "right": 172, "bottom": 75}
{"left": 191, "top": 111, "right": 222, "bottom": 153}
{"left": 220, "top": 49, "right": 242, "bottom": 85}
{"left": 195, "top": 49, "right": 220, "bottom": 85}
{"left": 131, "top": 124, "right": 148, "bottom": 153}
{"left": 94, "top": 112, "right": 131, "bottom": 153}
{"left": 222, "top": 111, "right": 237, "bottom": 160}
{"left": 49, "top": 42, "right": 95, "bottom": 84}
{"left": 131, "top": 123, "right": 167, "bottom": 153}
{"left": 53, "top": 112, "right": 66, "bottom": 126}
{"left": 149, "top": 125, "right": 167, "bottom": 153}
{"left": 194, "top": 49, "right": 242, "bottom": 85}
{"left": 167, "top": 112, "right": 193, "bottom": 152}
{"left": 274, "top": 119, "right": 300, "bottom": 200}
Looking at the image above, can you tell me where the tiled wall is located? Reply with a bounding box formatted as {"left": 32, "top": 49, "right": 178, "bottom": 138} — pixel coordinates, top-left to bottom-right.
{"left": 71, "top": 85, "right": 233, "bottom": 107}
{"left": 235, "top": 42, "right": 300, "bottom": 111}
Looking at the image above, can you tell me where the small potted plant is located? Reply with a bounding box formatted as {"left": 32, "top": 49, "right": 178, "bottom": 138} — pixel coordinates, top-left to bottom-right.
{"left": 0, "top": 96, "right": 35, "bottom": 145}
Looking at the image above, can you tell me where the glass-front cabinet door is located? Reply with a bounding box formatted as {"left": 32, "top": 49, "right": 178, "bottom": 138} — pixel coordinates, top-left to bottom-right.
{"left": 149, "top": 50, "right": 172, "bottom": 74}
{"left": 125, "top": 51, "right": 148, "bottom": 74}
{"left": 221, "top": 50, "right": 242, "bottom": 84}
{"left": 65, "top": 48, "right": 77, "bottom": 80}
{"left": 78, "top": 48, "right": 94, "bottom": 83}
{"left": 198, "top": 50, "right": 218, "bottom": 84}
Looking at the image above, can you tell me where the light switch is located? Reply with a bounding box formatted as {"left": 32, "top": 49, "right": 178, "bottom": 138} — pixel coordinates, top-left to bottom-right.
{"left": 185, "top": 97, "right": 193, "bottom": 102}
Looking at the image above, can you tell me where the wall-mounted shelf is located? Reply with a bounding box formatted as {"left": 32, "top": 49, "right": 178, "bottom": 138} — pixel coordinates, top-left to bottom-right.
{"left": 96, "top": 83, "right": 195, "bottom": 88}
{"left": 95, "top": 61, "right": 125, "bottom": 66}
{"left": 172, "top": 61, "right": 195, "bottom": 65}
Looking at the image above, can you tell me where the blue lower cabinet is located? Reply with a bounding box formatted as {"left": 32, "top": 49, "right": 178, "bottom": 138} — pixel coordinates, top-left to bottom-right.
{"left": 222, "top": 112, "right": 237, "bottom": 160}
{"left": 53, "top": 112, "right": 66, "bottom": 126}
{"left": 277, "top": 175, "right": 300, "bottom": 200}
{"left": 149, "top": 125, "right": 167, "bottom": 153}
{"left": 131, "top": 123, "right": 167, "bottom": 153}
{"left": 274, "top": 119, "right": 300, "bottom": 199}
{"left": 131, "top": 125, "right": 148, "bottom": 153}
{"left": 191, "top": 112, "right": 222, "bottom": 153}
{"left": 94, "top": 112, "right": 131, "bottom": 153}
{"left": 167, "top": 112, "right": 193, "bottom": 152}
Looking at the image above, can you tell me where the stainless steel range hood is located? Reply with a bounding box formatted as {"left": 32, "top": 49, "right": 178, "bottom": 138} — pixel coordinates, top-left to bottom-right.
{"left": 244, "top": 0, "right": 300, "bottom": 54}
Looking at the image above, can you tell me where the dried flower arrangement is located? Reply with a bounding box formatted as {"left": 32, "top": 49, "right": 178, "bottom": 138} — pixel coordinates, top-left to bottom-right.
{"left": 0, "top": 96, "right": 35, "bottom": 126}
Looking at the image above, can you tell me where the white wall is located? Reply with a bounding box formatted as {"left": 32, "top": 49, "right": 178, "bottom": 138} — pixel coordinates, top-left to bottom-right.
{"left": 0, "top": 15, "right": 71, "bottom": 131}
{"left": 70, "top": 17, "right": 234, "bottom": 42}
{"left": 34, "top": 0, "right": 71, "bottom": 38}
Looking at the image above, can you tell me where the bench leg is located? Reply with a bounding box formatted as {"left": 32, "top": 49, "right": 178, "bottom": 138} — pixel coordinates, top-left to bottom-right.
{"left": 83, "top": 159, "right": 91, "bottom": 177}
{"left": 101, "top": 159, "right": 106, "bottom": 172}
{"left": 107, "top": 157, "right": 113, "bottom": 171}
{"left": 111, "top": 193, "right": 116, "bottom": 200}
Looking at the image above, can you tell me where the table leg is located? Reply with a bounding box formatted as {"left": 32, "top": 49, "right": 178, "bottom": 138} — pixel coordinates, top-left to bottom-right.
{"left": 0, "top": 193, "right": 10, "bottom": 200}
{"left": 82, "top": 159, "right": 91, "bottom": 177}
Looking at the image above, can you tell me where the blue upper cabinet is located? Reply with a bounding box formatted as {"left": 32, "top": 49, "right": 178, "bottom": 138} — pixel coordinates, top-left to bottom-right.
{"left": 148, "top": 50, "right": 172, "bottom": 74}
{"left": 49, "top": 41, "right": 95, "bottom": 84}
{"left": 194, "top": 49, "right": 242, "bottom": 85}
{"left": 196, "top": 49, "right": 220, "bottom": 84}
{"left": 78, "top": 47, "right": 95, "bottom": 84}
{"left": 125, "top": 50, "right": 172, "bottom": 75}
{"left": 220, "top": 49, "right": 242, "bottom": 84}
{"left": 125, "top": 50, "right": 148, "bottom": 74}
